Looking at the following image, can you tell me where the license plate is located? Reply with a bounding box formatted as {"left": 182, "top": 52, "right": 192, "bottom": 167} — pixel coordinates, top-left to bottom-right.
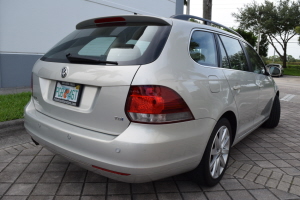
{"left": 53, "top": 81, "right": 83, "bottom": 107}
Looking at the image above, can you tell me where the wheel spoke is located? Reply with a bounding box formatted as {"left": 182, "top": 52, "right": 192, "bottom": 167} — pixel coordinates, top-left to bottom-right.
{"left": 221, "top": 127, "right": 227, "bottom": 139}
{"left": 221, "top": 136, "right": 229, "bottom": 148}
{"left": 211, "top": 148, "right": 218, "bottom": 156}
{"left": 219, "top": 155, "right": 226, "bottom": 167}
{"left": 215, "top": 134, "right": 220, "bottom": 149}
{"left": 210, "top": 156, "right": 217, "bottom": 170}
{"left": 216, "top": 158, "right": 221, "bottom": 177}
{"left": 211, "top": 158, "right": 218, "bottom": 177}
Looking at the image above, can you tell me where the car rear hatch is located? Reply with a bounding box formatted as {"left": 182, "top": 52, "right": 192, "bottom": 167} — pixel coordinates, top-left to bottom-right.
{"left": 32, "top": 15, "right": 172, "bottom": 136}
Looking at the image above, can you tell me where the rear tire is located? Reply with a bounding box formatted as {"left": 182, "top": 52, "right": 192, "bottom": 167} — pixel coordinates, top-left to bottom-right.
{"left": 263, "top": 95, "right": 280, "bottom": 128}
{"left": 189, "top": 118, "right": 232, "bottom": 186}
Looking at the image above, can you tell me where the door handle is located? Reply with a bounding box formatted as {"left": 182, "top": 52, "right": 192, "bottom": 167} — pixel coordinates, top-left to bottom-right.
{"left": 233, "top": 85, "right": 241, "bottom": 90}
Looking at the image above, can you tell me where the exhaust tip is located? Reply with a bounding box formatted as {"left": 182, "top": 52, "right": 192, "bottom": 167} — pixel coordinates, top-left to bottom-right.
{"left": 31, "top": 137, "right": 39, "bottom": 145}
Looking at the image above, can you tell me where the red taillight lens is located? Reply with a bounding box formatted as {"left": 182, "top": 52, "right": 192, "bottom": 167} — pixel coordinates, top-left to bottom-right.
{"left": 126, "top": 86, "right": 194, "bottom": 123}
{"left": 94, "top": 17, "right": 125, "bottom": 24}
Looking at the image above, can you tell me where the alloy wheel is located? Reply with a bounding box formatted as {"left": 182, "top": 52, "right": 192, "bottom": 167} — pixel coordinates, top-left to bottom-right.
{"left": 209, "top": 125, "right": 230, "bottom": 179}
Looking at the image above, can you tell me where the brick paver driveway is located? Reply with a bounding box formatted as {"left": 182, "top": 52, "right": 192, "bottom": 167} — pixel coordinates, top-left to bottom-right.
{"left": 1, "top": 76, "right": 300, "bottom": 200}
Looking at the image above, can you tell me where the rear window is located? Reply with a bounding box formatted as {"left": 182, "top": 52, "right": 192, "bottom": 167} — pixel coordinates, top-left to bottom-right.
{"left": 41, "top": 25, "right": 171, "bottom": 65}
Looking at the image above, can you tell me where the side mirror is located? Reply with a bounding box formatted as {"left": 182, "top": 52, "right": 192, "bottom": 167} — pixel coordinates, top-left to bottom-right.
{"left": 269, "top": 66, "right": 281, "bottom": 76}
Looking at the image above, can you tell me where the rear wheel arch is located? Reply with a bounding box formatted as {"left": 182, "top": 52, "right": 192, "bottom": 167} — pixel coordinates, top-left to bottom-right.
{"left": 220, "top": 111, "right": 237, "bottom": 145}
{"left": 262, "top": 92, "right": 281, "bottom": 128}
{"left": 189, "top": 117, "right": 233, "bottom": 186}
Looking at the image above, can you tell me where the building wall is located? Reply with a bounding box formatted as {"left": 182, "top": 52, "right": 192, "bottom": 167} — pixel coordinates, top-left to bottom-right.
{"left": 0, "top": 54, "right": 41, "bottom": 88}
{"left": 0, "top": 0, "right": 176, "bottom": 88}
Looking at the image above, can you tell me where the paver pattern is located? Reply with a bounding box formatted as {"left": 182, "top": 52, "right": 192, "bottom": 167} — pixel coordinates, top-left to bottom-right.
{"left": 2, "top": 144, "right": 299, "bottom": 200}
{"left": 1, "top": 76, "right": 300, "bottom": 200}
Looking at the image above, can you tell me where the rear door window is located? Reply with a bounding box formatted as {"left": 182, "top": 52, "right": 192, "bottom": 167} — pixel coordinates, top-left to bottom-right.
{"left": 189, "top": 31, "right": 218, "bottom": 67}
{"left": 241, "top": 42, "right": 265, "bottom": 74}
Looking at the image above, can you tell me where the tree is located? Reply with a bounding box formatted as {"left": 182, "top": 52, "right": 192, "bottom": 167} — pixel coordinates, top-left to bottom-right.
{"left": 234, "top": 29, "right": 268, "bottom": 57}
{"left": 296, "top": 26, "right": 300, "bottom": 45}
{"left": 287, "top": 55, "right": 296, "bottom": 62}
{"left": 234, "top": 28, "right": 257, "bottom": 47}
{"left": 233, "top": 0, "right": 300, "bottom": 68}
{"left": 268, "top": 55, "right": 281, "bottom": 62}
{"left": 259, "top": 34, "right": 268, "bottom": 57}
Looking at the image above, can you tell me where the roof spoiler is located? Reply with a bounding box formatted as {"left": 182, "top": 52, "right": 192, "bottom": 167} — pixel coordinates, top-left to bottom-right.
{"left": 76, "top": 15, "right": 171, "bottom": 29}
{"left": 170, "top": 14, "right": 243, "bottom": 38}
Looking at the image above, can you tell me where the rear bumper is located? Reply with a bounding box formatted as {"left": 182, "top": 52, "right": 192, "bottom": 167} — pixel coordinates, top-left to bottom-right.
{"left": 24, "top": 98, "right": 215, "bottom": 183}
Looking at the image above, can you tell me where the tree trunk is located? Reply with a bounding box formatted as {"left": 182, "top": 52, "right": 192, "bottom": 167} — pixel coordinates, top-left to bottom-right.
{"left": 282, "top": 42, "right": 287, "bottom": 68}
{"left": 203, "top": 0, "right": 212, "bottom": 20}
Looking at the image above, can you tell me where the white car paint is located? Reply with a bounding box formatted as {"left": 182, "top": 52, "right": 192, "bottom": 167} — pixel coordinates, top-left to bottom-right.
{"left": 24, "top": 15, "right": 279, "bottom": 183}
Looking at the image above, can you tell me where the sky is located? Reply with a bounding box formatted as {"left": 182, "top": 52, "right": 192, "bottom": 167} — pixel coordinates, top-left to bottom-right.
{"left": 187, "top": 0, "right": 300, "bottom": 59}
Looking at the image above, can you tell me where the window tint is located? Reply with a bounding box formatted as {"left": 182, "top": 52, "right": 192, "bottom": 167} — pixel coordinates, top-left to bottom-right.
{"left": 189, "top": 31, "right": 217, "bottom": 67}
{"left": 219, "top": 36, "right": 248, "bottom": 71}
{"left": 216, "top": 36, "right": 230, "bottom": 69}
{"left": 78, "top": 37, "right": 116, "bottom": 56}
{"left": 41, "top": 25, "right": 171, "bottom": 65}
{"left": 242, "top": 42, "right": 265, "bottom": 74}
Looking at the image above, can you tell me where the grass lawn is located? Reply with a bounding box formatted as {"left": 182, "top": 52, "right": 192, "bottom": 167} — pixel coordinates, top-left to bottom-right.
{"left": 0, "top": 92, "right": 31, "bottom": 122}
{"left": 285, "top": 68, "right": 300, "bottom": 76}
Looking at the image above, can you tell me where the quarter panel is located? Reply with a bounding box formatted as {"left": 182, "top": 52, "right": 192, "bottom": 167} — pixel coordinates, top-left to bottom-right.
{"left": 254, "top": 74, "right": 276, "bottom": 125}
{"left": 131, "top": 20, "right": 237, "bottom": 121}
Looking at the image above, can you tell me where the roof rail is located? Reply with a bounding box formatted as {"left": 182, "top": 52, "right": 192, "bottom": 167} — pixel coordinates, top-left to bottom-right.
{"left": 170, "top": 14, "right": 243, "bottom": 38}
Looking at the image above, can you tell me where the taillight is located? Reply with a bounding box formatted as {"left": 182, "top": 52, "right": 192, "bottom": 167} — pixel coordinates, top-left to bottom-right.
{"left": 125, "top": 85, "right": 194, "bottom": 124}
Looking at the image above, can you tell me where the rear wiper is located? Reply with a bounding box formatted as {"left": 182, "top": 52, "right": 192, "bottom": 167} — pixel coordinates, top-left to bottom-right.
{"left": 66, "top": 53, "right": 118, "bottom": 65}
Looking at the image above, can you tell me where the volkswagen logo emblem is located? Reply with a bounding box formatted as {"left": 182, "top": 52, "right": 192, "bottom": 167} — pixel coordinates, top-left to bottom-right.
{"left": 61, "top": 66, "right": 69, "bottom": 78}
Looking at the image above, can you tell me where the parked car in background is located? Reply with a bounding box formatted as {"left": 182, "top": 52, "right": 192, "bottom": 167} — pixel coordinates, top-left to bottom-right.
{"left": 24, "top": 14, "right": 281, "bottom": 186}
{"left": 266, "top": 63, "right": 284, "bottom": 77}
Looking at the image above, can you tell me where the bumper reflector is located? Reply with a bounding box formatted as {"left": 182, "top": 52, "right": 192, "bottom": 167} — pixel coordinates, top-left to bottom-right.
{"left": 92, "top": 165, "right": 130, "bottom": 176}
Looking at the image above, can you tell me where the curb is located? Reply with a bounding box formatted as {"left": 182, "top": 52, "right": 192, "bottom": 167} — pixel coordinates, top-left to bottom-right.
{"left": 0, "top": 119, "right": 24, "bottom": 129}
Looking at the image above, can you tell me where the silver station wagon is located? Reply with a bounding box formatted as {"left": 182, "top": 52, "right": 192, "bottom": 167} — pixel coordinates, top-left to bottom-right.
{"left": 24, "top": 14, "right": 280, "bottom": 186}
